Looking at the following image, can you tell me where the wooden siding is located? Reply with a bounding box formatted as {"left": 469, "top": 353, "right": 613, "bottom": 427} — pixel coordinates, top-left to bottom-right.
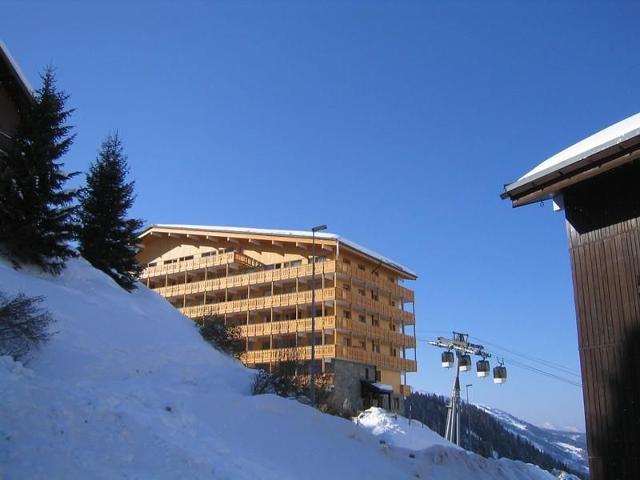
{"left": 564, "top": 159, "right": 640, "bottom": 480}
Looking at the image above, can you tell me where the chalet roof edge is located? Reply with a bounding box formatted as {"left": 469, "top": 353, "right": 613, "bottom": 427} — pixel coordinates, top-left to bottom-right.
{"left": 502, "top": 112, "right": 640, "bottom": 204}
{"left": 0, "top": 41, "right": 34, "bottom": 100}
{"left": 139, "top": 224, "right": 417, "bottom": 279}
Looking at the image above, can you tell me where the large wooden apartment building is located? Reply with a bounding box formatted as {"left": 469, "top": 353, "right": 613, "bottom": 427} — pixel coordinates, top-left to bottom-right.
{"left": 138, "top": 225, "right": 417, "bottom": 413}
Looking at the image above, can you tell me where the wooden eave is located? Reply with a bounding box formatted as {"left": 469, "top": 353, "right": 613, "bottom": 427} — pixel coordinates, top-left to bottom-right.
{"left": 502, "top": 135, "right": 640, "bottom": 207}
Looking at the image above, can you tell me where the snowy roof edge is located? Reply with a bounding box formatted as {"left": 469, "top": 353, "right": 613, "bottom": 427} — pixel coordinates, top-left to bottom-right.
{"left": 504, "top": 112, "right": 640, "bottom": 196}
{"left": 0, "top": 41, "right": 34, "bottom": 97}
{"left": 142, "top": 224, "right": 417, "bottom": 278}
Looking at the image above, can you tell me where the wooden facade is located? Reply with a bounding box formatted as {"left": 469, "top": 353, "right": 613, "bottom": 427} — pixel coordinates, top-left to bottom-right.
{"left": 0, "top": 42, "right": 32, "bottom": 155}
{"left": 564, "top": 161, "right": 640, "bottom": 479}
{"left": 502, "top": 114, "right": 640, "bottom": 480}
{"left": 137, "top": 225, "right": 417, "bottom": 411}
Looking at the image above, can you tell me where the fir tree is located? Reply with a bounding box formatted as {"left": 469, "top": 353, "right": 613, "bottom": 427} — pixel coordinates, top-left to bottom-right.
{"left": 0, "top": 67, "right": 77, "bottom": 274}
{"left": 77, "top": 133, "right": 143, "bottom": 291}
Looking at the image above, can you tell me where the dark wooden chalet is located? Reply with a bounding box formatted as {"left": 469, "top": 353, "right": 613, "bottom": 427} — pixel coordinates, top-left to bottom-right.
{"left": 0, "top": 41, "right": 33, "bottom": 155}
{"left": 502, "top": 113, "right": 640, "bottom": 480}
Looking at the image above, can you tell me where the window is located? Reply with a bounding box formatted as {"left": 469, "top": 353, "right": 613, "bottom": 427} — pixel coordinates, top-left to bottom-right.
{"left": 375, "top": 371, "right": 381, "bottom": 382}
{"left": 392, "top": 348, "right": 398, "bottom": 357}
{"left": 344, "top": 310, "right": 351, "bottom": 319}
{"left": 390, "top": 300, "right": 396, "bottom": 307}
{"left": 343, "top": 337, "right": 352, "bottom": 347}
{"left": 358, "top": 288, "right": 365, "bottom": 296}
{"left": 373, "top": 318, "right": 379, "bottom": 327}
{"left": 358, "top": 264, "right": 366, "bottom": 271}
{"left": 201, "top": 251, "right": 212, "bottom": 258}
{"left": 148, "top": 262, "right": 157, "bottom": 267}
{"left": 388, "top": 276, "right": 395, "bottom": 283}
{"left": 393, "top": 398, "right": 400, "bottom": 410}
{"left": 343, "top": 283, "right": 351, "bottom": 291}
{"left": 358, "top": 314, "right": 366, "bottom": 323}
{"left": 359, "top": 340, "right": 366, "bottom": 349}
{"left": 371, "top": 290, "right": 379, "bottom": 301}
{"left": 344, "top": 259, "right": 351, "bottom": 265}
{"left": 365, "top": 368, "right": 370, "bottom": 381}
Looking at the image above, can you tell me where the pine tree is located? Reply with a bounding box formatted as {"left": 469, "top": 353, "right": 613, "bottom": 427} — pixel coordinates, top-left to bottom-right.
{"left": 0, "top": 67, "right": 77, "bottom": 274}
{"left": 77, "top": 133, "right": 144, "bottom": 291}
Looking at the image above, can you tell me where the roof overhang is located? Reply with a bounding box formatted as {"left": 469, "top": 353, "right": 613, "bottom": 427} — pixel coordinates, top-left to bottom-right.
{"left": 0, "top": 41, "right": 34, "bottom": 109}
{"left": 138, "top": 224, "right": 417, "bottom": 280}
{"left": 501, "top": 113, "right": 640, "bottom": 207}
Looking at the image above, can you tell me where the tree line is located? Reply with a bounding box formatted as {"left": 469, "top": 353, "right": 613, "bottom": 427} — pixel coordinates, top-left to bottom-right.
{"left": 0, "top": 67, "right": 142, "bottom": 290}
{"left": 407, "top": 392, "right": 585, "bottom": 478}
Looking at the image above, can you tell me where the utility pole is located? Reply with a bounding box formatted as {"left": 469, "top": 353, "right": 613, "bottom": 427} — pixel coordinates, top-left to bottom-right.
{"left": 309, "top": 224, "right": 327, "bottom": 408}
{"left": 465, "top": 383, "right": 473, "bottom": 443}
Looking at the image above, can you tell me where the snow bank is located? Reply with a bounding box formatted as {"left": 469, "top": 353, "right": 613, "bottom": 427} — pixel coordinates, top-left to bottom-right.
{"left": 355, "top": 407, "right": 457, "bottom": 450}
{"left": 0, "top": 257, "right": 557, "bottom": 479}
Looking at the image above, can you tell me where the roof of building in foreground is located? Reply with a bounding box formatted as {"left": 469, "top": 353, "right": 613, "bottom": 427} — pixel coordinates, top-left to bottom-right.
{"left": 502, "top": 112, "right": 640, "bottom": 207}
{"left": 0, "top": 41, "right": 33, "bottom": 103}
{"left": 140, "top": 224, "right": 417, "bottom": 279}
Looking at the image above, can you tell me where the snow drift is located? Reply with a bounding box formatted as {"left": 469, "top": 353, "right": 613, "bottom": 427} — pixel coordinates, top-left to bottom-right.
{"left": 0, "top": 257, "right": 557, "bottom": 479}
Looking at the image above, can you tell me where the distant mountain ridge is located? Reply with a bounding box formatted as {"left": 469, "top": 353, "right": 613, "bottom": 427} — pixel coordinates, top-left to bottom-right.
{"left": 408, "top": 392, "right": 588, "bottom": 479}
{"left": 477, "top": 405, "right": 588, "bottom": 477}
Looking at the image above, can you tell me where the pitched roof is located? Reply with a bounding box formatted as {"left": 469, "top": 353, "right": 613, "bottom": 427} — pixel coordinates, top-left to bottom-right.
{"left": 0, "top": 41, "right": 33, "bottom": 103}
{"left": 140, "top": 224, "right": 417, "bottom": 279}
{"left": 502, "top": 113, "right": 640, "bottom": 206}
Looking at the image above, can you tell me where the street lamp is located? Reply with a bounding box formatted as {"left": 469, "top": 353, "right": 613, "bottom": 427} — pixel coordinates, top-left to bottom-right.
{"left": 310, "top": 224, "right": 327, "bottom": 408}
{"left": 465, "top": 384, "right": 473, "bottom": 438}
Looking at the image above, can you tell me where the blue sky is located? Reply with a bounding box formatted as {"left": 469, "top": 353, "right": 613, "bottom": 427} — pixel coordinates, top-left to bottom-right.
{"left": 4, "top": 1, "right": 640, "bottom": 431}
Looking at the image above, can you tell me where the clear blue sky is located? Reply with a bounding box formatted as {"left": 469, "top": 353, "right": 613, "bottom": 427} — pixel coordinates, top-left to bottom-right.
{"left": 5, "top": 0, "right": 640, "bottom": 431}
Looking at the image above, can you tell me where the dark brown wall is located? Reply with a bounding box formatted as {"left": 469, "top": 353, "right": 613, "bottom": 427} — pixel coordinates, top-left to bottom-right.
{"left": 564, "top": 159, "right": 640, "bottom": 480}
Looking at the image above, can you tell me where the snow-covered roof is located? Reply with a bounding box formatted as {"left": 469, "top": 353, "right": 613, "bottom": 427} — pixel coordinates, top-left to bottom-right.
{"left": 0, "top": 41, "right": 34, "bottom": 98}
{"left": 142, "top": 224, "right": 417, "bottom": 278}
{"left": 503, "top": 112, "right": 640, "bottom": 204}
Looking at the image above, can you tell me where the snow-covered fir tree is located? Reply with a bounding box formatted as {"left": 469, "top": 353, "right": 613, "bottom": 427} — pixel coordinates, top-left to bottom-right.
{"left": 77, "top": 133, "right": 143, "bottom": 291}
{"left": 0, "top": 67, "right": 77, "bottom": 274}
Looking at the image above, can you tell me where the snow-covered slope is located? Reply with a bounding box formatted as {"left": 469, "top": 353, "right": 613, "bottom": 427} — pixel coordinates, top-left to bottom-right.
{"left": 477, "top": 405, "right": 588, "bottom": 477}
{"left": 355, "top": 407, "right": 458, "bottom": 451}
{"left": 1, "top": 257, "right": 557, "bottom": 479}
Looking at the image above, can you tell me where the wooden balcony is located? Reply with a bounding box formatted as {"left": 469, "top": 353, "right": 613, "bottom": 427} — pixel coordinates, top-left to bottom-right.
{"left": 335, "top": 345, "right": 417, "bottom": 372}
{"left": 335, "top": 317, "right": 416, "bottom": 349}
{"left": 179, "top": 288, "right": 337, "bottom": 318}
{"left": 335, "top": 260, "right": 415, "bottom": 302}
{"left": 153, "top": 261, "right": 337, "bottom": 299}
{"left": 399, "top": 384, "right": 412, "bottom": 396}
{"left": 238, "top": 315, "right": 336, "bottom": 338}
{"left": 242, "top": 344, "right": 336, "bottom": 364}
{"left": 141, "top": 251, "right": 262, "bottom": 279}
{"left": 336, "top": 289, "right": 415, "bottom": 324}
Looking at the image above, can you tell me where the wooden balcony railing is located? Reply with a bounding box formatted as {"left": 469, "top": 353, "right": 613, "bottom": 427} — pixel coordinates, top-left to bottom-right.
{"left": 141, "top": 251, "right": 262, "bottom": 279}
{"left": 335, "top": 345, "right": 417, "bottom": 372}
{"left": 238, "top": 315, "right": 336, "bottom": 338}
{"left": 336, "top": 289, "right": 415, "bottom": 325}
{"left": 335, "top": 260, "right": 415, "bottom": 302}
{"left": 335, "top": 317, "right": 416, "bottom": 349}
{"left": 242, "top": 344, "right": 336, "bottom": 364}
{"left": 153, "top": 261, "right": 337, "bottom": 299}
{"left": 179, "top": 288, "right": 337, "bottom": 318}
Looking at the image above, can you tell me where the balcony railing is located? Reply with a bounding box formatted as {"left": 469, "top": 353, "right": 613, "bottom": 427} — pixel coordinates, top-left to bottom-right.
{"left": 335, "top": 344, "right": 417, "bottom": 372}
{"left": 238, "top": 315, "right": 336, "bottom": 338}
{"left": 335, "top": 260, "right": 415, "bottom": 302}
{"left": 242, "top": 344, "right": 336, "bottom": 364}
{"left": 335, "top": 317, "right": 416, "bottom": 349}
{"left": 141, "top": 251, "right": 262, "bottom": 279}
{"left": 336, "top": 289, "right": 415, "bottom": 324}
{"left": 153, "top": 261, "right": 337, "bottom": 299}
{"left": 180, "top": 288, "right": 337, "bottom": 318}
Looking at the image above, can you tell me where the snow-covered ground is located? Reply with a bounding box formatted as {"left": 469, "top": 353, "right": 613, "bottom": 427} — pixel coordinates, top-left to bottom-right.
{"left": 1, "top": 257, "right": 558, "bottom": 479}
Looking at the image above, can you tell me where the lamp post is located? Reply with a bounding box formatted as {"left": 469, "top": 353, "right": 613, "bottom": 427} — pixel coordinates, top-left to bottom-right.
{"left": 310, "top": 224, "right": 327, "bottom": 408}
{"left": 465, "top": 383, "right": 473, "bottom": 440}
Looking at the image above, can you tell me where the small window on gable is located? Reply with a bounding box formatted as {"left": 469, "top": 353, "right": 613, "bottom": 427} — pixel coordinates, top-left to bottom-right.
{"left": 358, "top": 264, "right": 366, "bottom": 271}
{"left": 344, "top": 259, "right": 351, "bottom": 265}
